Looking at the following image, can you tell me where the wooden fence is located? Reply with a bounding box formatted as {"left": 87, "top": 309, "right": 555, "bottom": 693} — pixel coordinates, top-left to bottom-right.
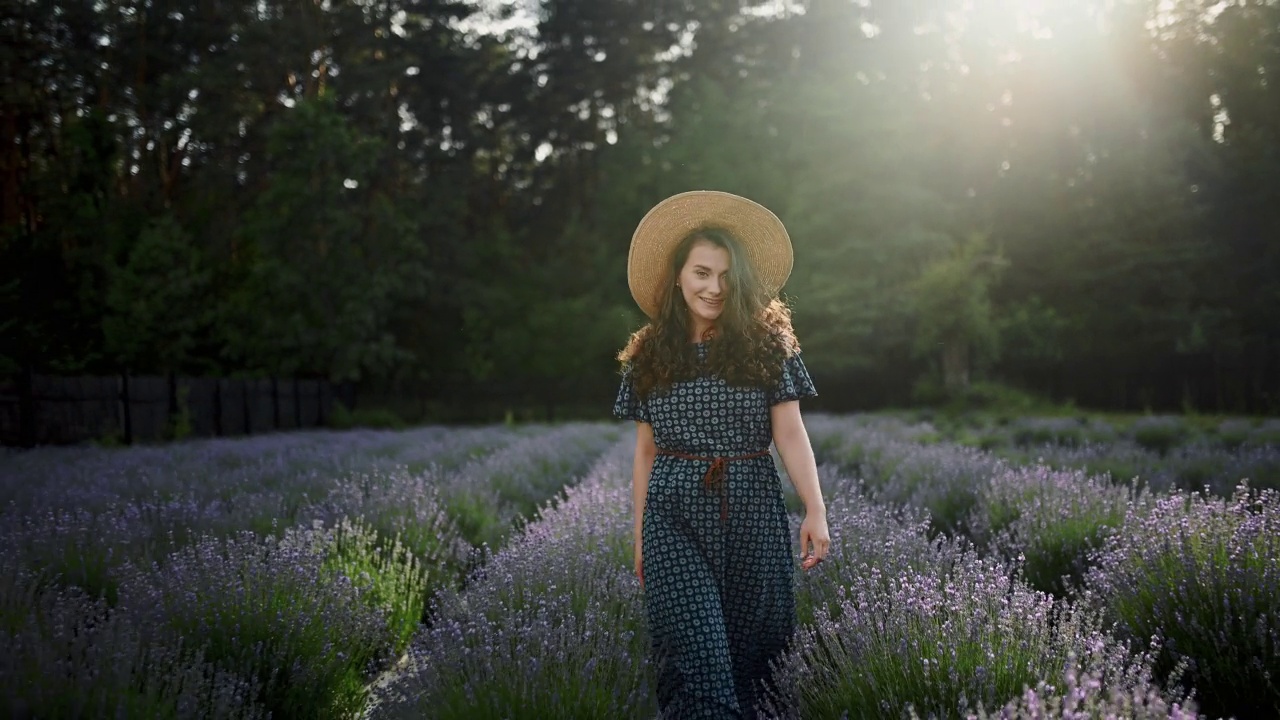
{"left": 0, "top": 371, "right": 336, "bottom": 447}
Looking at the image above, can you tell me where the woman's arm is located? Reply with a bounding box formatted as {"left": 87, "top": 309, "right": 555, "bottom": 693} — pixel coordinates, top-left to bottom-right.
{"left": 632, "top": 421, "right": 657, "bottom": 539}
{"left": 772, "top": 399, "right": 830, "bottom": 566}
{"left": 770, "top": 400, "right": 824, "bottom": 515}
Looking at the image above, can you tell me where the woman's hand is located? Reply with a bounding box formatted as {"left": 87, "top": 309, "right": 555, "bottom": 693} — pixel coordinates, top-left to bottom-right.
{"left": 634, "top": 534, "right": 644, "bottom": 590}
{"left": 799, "top": 510, "right": 830, "bottom": 571}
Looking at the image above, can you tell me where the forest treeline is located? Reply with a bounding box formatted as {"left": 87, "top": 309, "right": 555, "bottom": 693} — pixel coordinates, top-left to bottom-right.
{"left": 3, "top": 0, "right": 1278, "bottom": 419}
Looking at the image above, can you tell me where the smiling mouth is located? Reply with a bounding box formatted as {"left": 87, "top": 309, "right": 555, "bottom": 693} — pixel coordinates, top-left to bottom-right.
{"left": 700, "top": 297, "right": 723, "bottom": 307}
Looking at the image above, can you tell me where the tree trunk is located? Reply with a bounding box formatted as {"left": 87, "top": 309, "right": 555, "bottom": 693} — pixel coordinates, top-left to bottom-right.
{"left": 941, "top": 339, "right": 970, "bottom": 391}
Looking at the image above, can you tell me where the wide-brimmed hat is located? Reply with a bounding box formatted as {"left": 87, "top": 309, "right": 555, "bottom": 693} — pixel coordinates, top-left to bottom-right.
{"left": 627, "top": 190, "right": 793, "bottom": 318}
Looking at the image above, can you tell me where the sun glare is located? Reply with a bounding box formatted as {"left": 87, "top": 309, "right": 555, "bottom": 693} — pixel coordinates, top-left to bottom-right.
{"left": 962, "top": 0, "right": 1061, "bottom": 39}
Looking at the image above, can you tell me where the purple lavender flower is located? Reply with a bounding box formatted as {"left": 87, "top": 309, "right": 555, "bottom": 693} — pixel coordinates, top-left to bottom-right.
{"left": 765, "top": 545, "right": 1182, "bottom": 720}
{"left": 968, "top": 464, "right": 1148, "bottom": 597}
{"left": 0, "top": 553, "right": 267, "bottom": 719}
{"left": 370, "top": 441, "right": 655, "bottom": 719}
{"left": 956, "top": 651, "right": 1199, "bottom": 719}
{"left": 113, "top": 524, "right": 400, "bottom": 719}
{"left": 1085, "top": 483, "right": 1280, "bottom": 719}
{"left": 803, "top": 414, "right": 1006, "bottom": 536}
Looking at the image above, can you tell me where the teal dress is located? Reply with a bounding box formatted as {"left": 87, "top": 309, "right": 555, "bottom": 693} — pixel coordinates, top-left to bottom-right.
{"left": 614, "top": 341, "right": 818, "bottom": 719}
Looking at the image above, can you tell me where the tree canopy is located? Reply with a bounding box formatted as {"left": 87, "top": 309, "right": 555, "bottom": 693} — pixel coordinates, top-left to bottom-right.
{"left": 3, "top": 0, "right": 1278, "bottom": 417}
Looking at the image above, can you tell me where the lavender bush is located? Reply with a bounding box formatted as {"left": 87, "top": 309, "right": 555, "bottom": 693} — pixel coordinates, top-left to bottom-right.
{"left": 1210, "top": 418, "right": 1254, "bottom": 451}
{"left": 1085, "top": 483, "right": 1280, "bottom": 719}
{"left": 433, "top": 423, "right": 624, "bottom": 551}
{"left": 998, "top": 438, "right": 1280, "bottom": 496}
{"left": 791, "top": 474, "right": 968, "bottom": 627}
{"left": 0, "top": 426, "right": 536, "bottom": 600}
{"left": 967, "top": 465, "right": 1147, "bottom": 597}
{"left": 1007, "top": 416, "right": 1094, "bottom": 449}
{"left": 0, "top": 421, "right": 628, "bottom": 719}
{"left": 1238, "top": 417, "right": 1280, "bottom": 447}
{"left": 309, "top": 466, "right": 473, "bottom": 599}
{"left": 115, "top": 524, "right": 402, "bottom": 720}
{"left": 3, "top": 504, "right": 154, "bottom": 604}
{"left": 805, "top": 416, "right": 1005, "bottom": 536}
{"left": 11, "top": 408, "right": 1276, "bottom": 718}
{"left": 764, "top": 549, "right": 1152, "bottom": 720}
{"left": 0, "top": 428, "right": 449, "bottom": 510}
{"left": 1127, "top": 416, "right": 1190, "bottom": 456}
{"left": 370, "top": 440, "right": 655, "bottom": 719}
{"left": 805, "top": 414, "right": 942, "bottom": 448}
{"left": 0, "top": 555, "right": 266, "bottom": 719}
{"left": 953, "top": 651, "right": 1199, "bottom": 720}
{"left": 320, "top": 516, "right": 429, "bottom": 653}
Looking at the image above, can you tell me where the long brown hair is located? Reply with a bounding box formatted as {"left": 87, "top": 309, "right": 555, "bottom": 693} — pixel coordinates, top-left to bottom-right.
{"left": 617, "top": 227, "right": 800, "bottom": 398}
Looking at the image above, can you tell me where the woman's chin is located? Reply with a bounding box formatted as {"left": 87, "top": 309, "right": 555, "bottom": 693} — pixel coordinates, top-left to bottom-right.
{"left": 690, "top": 311, "right": 722, "bottom": 328}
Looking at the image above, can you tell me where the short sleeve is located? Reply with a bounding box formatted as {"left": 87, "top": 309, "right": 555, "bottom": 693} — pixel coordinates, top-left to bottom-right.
{"left": 613, "top": 363, "right": 650, "bottom": 423}
{"left": 767, "top": 352, "right": 818, "bottom": 406}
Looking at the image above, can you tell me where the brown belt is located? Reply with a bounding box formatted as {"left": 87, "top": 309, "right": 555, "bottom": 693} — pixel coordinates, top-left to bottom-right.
{"left": 655, "top": 448, "right": 771, "bottom": 524}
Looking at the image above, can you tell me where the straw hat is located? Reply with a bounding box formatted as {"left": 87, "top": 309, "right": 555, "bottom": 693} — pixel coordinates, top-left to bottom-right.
{"left": 627, "top": 190, "right": 793, "bottom": 318}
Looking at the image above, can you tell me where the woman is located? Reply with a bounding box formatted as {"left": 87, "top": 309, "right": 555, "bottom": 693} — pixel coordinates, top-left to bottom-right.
{"left": 613, "top": 190, "right": 830, "bottom": 719}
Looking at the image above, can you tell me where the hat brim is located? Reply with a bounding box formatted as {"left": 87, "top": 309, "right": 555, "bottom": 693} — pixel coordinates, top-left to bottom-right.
{"left": 628, "top": 191, "right": 793, "bottom": 319}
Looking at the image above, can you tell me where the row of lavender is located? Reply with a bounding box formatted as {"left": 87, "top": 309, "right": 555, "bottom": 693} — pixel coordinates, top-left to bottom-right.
{"left": 370, "top": 414, "right": 1275, "bottom": 719}
{"left": 799, "top": 414, "right": 1277, "bottom": 719}
{"left": 934, "top": 414, "right": 1280, "bottom": 497}
{"left": 948, "top": 414, "right": 1280, "bottom": 453}
{"left": 0, "top": 422, "right": 624, "bottom": 719}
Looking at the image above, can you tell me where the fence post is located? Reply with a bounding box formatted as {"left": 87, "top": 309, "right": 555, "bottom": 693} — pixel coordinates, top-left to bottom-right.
{"left": 213, "top": 378, "right": 223, "bottom": 436}
{"left": 17, "top": 365, "right": 35, "bottom": 448}
{"left": 241, "top": 379, "right": 251, "bottom": 435}
{"left": 120, "top": 372, "right": 133, "bottom": 446}
{"left": 167, "top": 372, "right": 178, "bottom": 437}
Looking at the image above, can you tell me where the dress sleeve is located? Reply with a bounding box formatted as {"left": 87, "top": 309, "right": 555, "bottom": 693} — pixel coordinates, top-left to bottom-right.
{"left": 767, "top": 352, "right": 818, "bottom": 406}
{"left": 613, "top": 363, "right": 650, "bottom": 423}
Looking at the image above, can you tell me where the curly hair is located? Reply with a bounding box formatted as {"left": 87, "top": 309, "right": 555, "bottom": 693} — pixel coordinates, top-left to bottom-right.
{"left": 617, "top": 227, "right": 801, "bottom": 400}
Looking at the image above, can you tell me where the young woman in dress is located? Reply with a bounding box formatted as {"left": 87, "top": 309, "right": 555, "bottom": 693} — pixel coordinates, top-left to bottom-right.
{"left": 613, "top": 190, "right": 830, "bottom": 719}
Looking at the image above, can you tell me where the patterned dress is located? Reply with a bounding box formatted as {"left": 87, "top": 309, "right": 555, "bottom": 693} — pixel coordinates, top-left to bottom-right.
{"left": 614, "top": 340, "right": 818, "bottom": 720}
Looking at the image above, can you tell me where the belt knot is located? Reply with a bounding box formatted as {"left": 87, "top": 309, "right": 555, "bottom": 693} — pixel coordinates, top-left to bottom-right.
{"left": 655, "top": 447, "right": 771, "bottom": 524}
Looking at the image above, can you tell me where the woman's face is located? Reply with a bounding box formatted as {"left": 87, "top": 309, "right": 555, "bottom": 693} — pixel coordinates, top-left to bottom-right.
{"left": 678, "top": 239, "right": 730, "bottom": 328}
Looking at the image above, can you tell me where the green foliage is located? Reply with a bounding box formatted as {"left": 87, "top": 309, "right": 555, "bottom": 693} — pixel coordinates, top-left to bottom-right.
{"left": 443, "top": 487, "right": 507, "bottom": 551}
{"left": 974, "top": 467, "right": 1142, "bottom": 598}
{"left": 781, "top": 555, "right": 1102, "bottom": 720}
{"left": 1214, "top": 419, "right": 1253, "bottom": 451}
{"left": 103, "top": 215, "right": 214, "bottom": 374}
{"left": 768, "top": 74, "right": 949, "bottom": 380}
{"left": 5, "top": 0, "right": 1280, "bottom": 419}
{"left": 909, "top": 233, "right": 1008, "bottom": 391}
{"left": 327, "top": 401, "right": 407, "bottom": 431}
{"left": 912, "top": 377, "right": 1066, "bottom": 419}
{"left": 92, "top": 425, "right": 128, "bottom": 448}
{"left": 225, "top": 94, "right": 430, "bottom": 383}
{"left": 995, "top": 295, "right": 1068, "bottom": 369}
{"left": 1007, "top": 421, "right": 1087, "bottom": 449}
{"left": 125, "top": 529, "right": 395, "bottom": 720}
{"left": 1087, "top": 486, "right": 1280, "bottom": 719}
{"left": 1130, "top": 417, "right": 1190, "bottom": 456}
{"left": 320, "top": 517, "right": 428, "bottom": 654}
{"left": 166, "top": 386, "right": 195, "bottom": 441}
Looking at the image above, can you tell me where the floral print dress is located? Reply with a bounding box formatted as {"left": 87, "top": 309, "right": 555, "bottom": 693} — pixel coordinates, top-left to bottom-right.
{"left": 614, "top": 340, "right": 818, "bottom": 719}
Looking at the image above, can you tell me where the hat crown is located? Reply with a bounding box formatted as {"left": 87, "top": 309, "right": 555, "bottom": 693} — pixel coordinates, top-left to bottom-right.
{"left": 627, "top": 191, "right": 793, "bottom": 319}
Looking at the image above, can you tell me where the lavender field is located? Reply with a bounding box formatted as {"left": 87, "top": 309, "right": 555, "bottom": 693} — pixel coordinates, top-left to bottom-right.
{"left": 2, "top": 414, "right": 1277, "bottom": 719}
